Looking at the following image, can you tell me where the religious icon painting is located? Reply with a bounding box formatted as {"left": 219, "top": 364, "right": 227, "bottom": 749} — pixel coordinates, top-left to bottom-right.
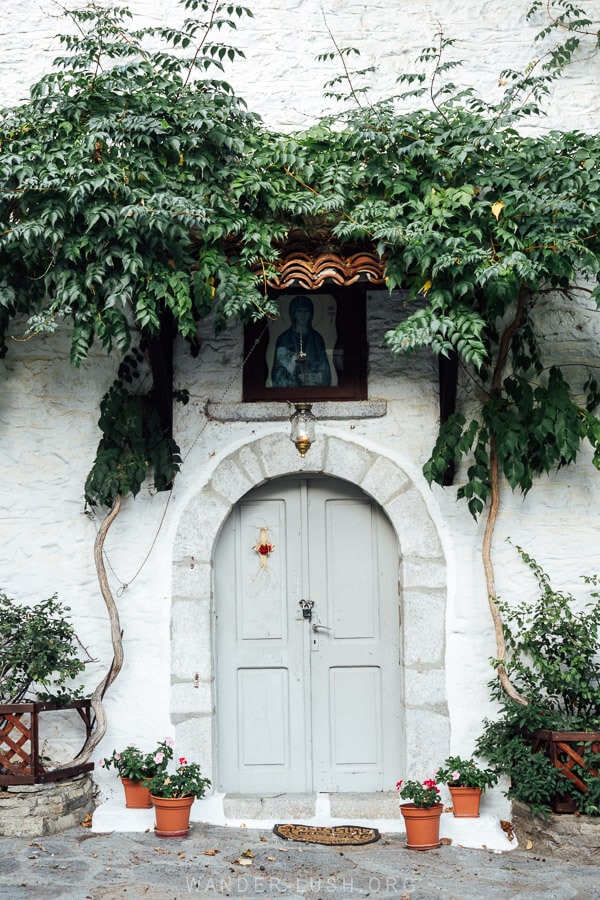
{"left": 243, "top": 285, "right": 367, "bottom": 402}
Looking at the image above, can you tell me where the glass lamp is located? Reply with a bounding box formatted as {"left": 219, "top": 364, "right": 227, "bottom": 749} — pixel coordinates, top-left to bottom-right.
{"left": 290, "top": 402, "right": 316, "bottom": 458}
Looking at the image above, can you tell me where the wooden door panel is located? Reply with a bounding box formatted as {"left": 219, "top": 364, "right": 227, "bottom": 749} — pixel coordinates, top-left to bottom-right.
{"left": 238, "top": 500, "right": 287, "bottom": 641}
{"left": 329, "top": 666, "right": 382, "bottom": 766}
{"left": 309, "top": 480, "right": 401, "bottom": 791}
{"left": 238, "top": 668, "right": 289, "bottom": 766}
{"left": 326, "top": 499, "right": 378, "bottom": 640}
{"left": 216, "top": 487, "right": 307, "bottom": 793}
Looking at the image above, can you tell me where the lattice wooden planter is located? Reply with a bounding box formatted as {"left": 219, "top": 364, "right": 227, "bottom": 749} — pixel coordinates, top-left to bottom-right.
{"left": 533, "top": 729, "right": 600, "bottom": 813}
{"left": 0, "top": 700, "right": 94, "bottom": 785}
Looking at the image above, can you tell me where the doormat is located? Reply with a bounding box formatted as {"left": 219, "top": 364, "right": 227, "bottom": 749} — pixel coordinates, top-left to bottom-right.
{"left": 274, "top": 824, "right": 380, "bottom": 845}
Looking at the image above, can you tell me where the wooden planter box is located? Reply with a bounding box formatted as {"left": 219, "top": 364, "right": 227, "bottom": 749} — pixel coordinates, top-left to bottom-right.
{"left": 533, "top": 729, "right": 600, "bottom": 813}
{"left": 0, "top": 700, "right": 94, "bottom": 785}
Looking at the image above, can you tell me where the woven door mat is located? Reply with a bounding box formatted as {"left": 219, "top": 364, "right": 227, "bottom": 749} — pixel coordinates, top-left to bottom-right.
{"left": 273, "top": 824, "right": 380, "bottom": 845}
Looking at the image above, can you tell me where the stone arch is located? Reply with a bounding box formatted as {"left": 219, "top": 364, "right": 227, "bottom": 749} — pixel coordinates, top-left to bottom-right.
{"left": 170, "top": 431, "right": 449, "bottom": 787}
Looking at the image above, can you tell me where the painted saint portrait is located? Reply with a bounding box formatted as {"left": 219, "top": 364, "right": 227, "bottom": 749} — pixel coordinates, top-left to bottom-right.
{"left": 266, "top": 294, "right": 339, "bottom": 389}
{"left": 243, "top": 285, "right": 367, "bottom": 401}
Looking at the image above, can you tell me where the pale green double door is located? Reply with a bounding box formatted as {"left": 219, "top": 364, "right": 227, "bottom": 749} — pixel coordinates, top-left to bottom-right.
{"left": 215, "top": 475, "right": 402, "bottom": 793}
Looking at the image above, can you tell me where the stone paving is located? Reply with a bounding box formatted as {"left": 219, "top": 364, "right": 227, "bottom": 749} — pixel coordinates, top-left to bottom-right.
{"left": 1, "top": 821, "right": 599, "bottom": 900}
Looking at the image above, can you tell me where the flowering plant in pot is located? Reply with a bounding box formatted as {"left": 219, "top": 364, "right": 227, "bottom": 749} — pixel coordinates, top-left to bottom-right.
{"left": 98, "top": 738, "right": 173, "bottom": 808}
{"left": 395, "top": 776, "right": 443, "bottom": 850}
{"left": 396, "top": 777, "right": 441, "bottom": 808}
{"left": 436, "top": 755, "right": 498, "bottom": 817}
{"left": 143, "top": 756, "right": 212, "bottom": 837}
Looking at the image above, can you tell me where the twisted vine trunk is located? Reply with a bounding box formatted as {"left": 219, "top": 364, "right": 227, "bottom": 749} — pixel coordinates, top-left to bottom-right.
{"left": 483, "top": 288, "right": 529, "bottom": 705}
{"left": 58, "top": 494, "right": 124, "bottom": 767}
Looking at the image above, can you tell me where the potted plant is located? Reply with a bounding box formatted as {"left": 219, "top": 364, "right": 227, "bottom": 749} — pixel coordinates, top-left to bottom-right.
{"left": 436, "top": 755, "right": 498, "bottom": 817}
{"left": 0, "top": 591, "right": 94, "bottom": 785}
{"left": 476, "top": 546, "right": 600, "bottom": 816}
{"left": 143, "top": 755, "right": 211, "bottom": 837}
{"left": 98, "top": 738, "right": 174, "bottom": 808}
{"left": 395, "top": 776, "right": 443, "bottom": 850}
{"left": 0, "top": 591, "right": 87, "bottom": 706}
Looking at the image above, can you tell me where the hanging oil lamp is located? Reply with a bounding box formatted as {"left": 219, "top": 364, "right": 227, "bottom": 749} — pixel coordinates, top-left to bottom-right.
{"left": 289, "top": 402, "right": 316, "bottom": 458}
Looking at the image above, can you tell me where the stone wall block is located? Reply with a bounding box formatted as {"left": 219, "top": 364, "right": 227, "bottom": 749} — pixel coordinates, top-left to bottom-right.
{"left": 174, "top": 495, "right": 230, "bottom": 562}
{"left": 402, "top": 556, "right": 447, "bottom": 590}
{"left": 512, "top": 801, "right": 600, "bottom": 861}
{"left": 1, "top": 817, "right": 43, "bottom": 837}
{"left": 0, "top": 775, "right": 95, "bottom": 837}
{"left": 403, "top": 667, "right": 446, "bottom": 707}
{"left": 238, "top": 444, "right": 266, "bottom": 485}
{"left": 403, "top": 590, "right": 446, "bottom": 666}
{"left": 170, "top": 679, "right": 213, "bottom": 716}
{"left": 0, "top": 795, "right": 23, "bottom": 808}
{"left": 171, "top": 561, "right": 211, "bottom": 603}
{"left": 259, "top": 432, "right": 325, "bottom": 478}
{"left": 403, "top": 709, "right": 450, "bottom": 779}
{"left": 385, "top": 490, "right": 443, "bottom": 558}
{"left": 208, "top": 456, "right": 253, "bottom": 503}
{"left": 171, "top": 599, "right": 212, "bottom": 680}
{"left": 172, "top": 717, "right": 214, "bottom": 784}
{"left": 360, "top": 456, "right": 410, "bottom": 504}
{"left": 323, "top": 436, "right": 372, "bottom": 485}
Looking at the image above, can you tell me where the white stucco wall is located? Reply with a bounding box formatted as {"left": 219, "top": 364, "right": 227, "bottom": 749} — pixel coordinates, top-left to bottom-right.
{"left": 3, "top": 0, "right": 600, "bottom": 131}
{"left": 1, "top": 0, "right": 599, "bottom": 813}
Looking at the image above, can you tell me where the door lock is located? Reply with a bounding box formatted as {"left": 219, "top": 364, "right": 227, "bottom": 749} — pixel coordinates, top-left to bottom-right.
{"left": 299, "top": 599, "right": 314, "bottom": 620}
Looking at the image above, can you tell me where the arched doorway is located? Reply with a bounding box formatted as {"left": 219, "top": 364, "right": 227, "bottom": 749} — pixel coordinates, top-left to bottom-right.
{"left": 170, "top": 432, "right": 449, "bottom": 800}
{"left": 214, "top": 474, "right": 402, "bottom": 793}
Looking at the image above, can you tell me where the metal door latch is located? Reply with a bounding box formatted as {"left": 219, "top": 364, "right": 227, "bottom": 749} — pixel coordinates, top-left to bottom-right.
{"left": 299, "top": 599, "right": 314, "bottom": 620}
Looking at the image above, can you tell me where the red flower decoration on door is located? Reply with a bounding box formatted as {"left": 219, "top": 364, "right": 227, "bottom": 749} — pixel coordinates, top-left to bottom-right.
{"left": 253, "top": 527, "right": 274, "bottom": 568}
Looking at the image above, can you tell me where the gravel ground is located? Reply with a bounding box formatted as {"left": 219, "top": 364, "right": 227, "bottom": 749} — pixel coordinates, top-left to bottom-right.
{"left": 1, "top": 823, "right": 599, "bottom": 900}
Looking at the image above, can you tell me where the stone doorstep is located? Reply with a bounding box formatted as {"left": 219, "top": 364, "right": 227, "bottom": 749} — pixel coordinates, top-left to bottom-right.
{"left": 224, "top": 793, "right": 316, "bottom": 820}
{"left": 92, "top": 792, "right": 518, "bottom": 852}
{"left": 223, "top": 792, "right": 401, "bottom": 820}
{"left": 329, "top": 792, "right": 402, "bottom": 819}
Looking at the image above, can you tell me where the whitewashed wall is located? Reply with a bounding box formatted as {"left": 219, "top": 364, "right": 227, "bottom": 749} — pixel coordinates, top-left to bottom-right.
{"left": 1, "top": 0, "right": 599, "bottom": 812}
{"left": 3, "top": 0, "right": 600, "bottom": 131}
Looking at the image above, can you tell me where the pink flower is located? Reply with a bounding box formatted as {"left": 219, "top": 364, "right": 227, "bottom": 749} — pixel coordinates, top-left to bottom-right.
{"left": 115, "top": 753, "right": 121, "bottom": 761}
{"left": 154, "top": 751, "right": 165, "bottom": 764}
{"left": 98, "top": 759, "right": 105, "bottom": 768}
{"left": 452, "top": 770, "right": 461, "bottom": 782}
{"left": 395, "top": 780, "right": 403, "bottom": 790}
{"left": 179, "top": 756, "right": 188, "bottom": 765}
{"left": 165, "top": 737, "right": 174, "bottom": 748}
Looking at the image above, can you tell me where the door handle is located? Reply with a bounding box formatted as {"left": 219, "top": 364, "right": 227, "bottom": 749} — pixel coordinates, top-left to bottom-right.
{"left": 312, "top": 623, "right": 332, "bottom": 633}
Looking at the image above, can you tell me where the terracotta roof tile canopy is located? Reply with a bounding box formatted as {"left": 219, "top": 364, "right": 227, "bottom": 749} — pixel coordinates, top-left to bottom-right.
{"left": 265, "top": 250, "right": 386, "bottom": 290}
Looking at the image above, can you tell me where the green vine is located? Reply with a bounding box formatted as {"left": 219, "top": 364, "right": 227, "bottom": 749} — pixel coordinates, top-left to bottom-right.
{"left": 0, "top": 1, "right": 598, "bottom": 520}
{"left": 84, "top": 346, "right": 183, "bottom": 507}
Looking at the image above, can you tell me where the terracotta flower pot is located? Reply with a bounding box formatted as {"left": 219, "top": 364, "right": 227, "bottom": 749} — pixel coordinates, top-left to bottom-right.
{"left": 399, "top": 803, "right": 443, "bottom": 850}
{"left": 121, "top": 777, "right": 152, "bottom": 809}
{"left": 151, "top": 794, "right": 195, "bottom": 837}
{"left": 448, "top": 786, "right": 482, "bottom": 818}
